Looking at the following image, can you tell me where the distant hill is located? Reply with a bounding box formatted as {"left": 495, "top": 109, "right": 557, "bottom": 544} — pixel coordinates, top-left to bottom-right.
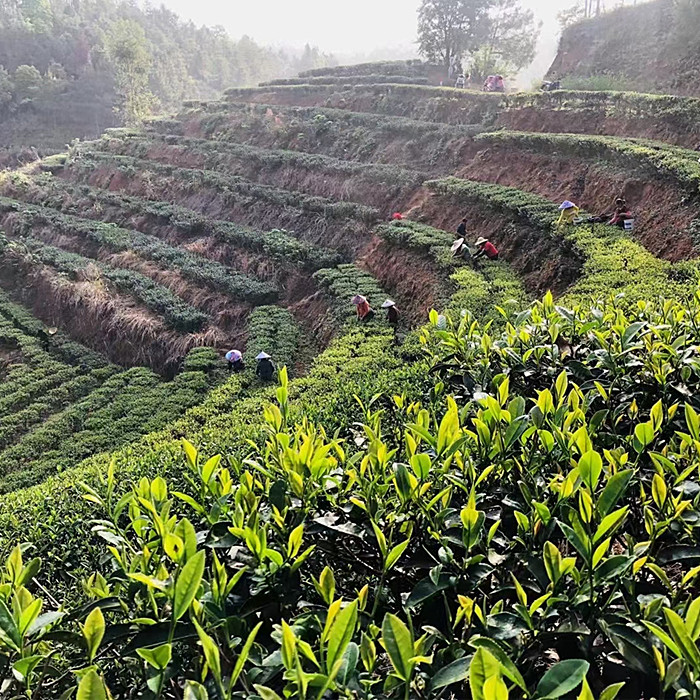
{"left": 0, "top": 0, "right": 334, "bottom": 163}
{"left": 548, "top": 0, "right": 700, "bottom": 95}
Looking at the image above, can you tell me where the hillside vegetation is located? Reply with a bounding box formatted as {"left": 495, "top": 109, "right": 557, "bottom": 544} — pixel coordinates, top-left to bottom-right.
{"left": 549, "top": 0, "right": 700, "bottom": 95}
{"left": 4, "top": 61, "right": 700, "bottom": 698}
{"left": 0, "top": 0, "right": 334, "bottom": 163}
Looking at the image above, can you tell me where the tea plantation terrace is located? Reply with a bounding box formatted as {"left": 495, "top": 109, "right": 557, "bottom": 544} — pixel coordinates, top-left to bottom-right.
{"left": 1, "top": 62, "right": 700, "bottom": 697}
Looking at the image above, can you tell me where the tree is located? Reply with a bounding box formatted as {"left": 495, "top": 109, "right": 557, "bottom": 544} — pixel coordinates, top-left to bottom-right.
{"left": 13, "top": 63, "right": 41, "bottom": 99}
{"left": 417, "top": 0, "right": 490, "bottom": 67}
{"left": 476, "top": 0, "right": 540, "bottom": 78}
{"left": 105, "top": 18, "right": 157, "bottom": 125}
{"left": 417, "top": 0, "right": 539, "bottom": 77}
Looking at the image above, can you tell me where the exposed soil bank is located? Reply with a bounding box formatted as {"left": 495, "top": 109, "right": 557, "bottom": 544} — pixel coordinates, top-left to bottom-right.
{"left": 455, "top": 147, "right": 698, "bottom": 262}
{"left": 172, "top": 105, "right": 700, "bottom": 262}
{"left": 358, "top": 236, "right": 450, "bottom": 324}
{"left": 223, "top": 85, "right": 700, "bottom": 148}
{"left": 61, "top": 163, "right": 375, "bottom": 258}
{"left": 0, "top": 256, "right": 227, "bottom": 375}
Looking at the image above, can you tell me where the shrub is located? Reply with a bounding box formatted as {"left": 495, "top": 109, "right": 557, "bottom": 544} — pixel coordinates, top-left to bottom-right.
{"left": 313, "top": 263, "right": 388, "bottom": 325}
{"left": 4, "top": 290, "right": 700, "bottom": 695}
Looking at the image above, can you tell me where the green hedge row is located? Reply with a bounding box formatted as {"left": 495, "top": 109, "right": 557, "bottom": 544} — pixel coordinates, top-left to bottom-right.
{"left": 66, "top": 151, "right": 380, "bottom": 224}
{"left": 93, "top": 132, "right": 426, "bottom": 197}
{"left": 0, "top": 195, "right": 278, "bottom": 305}
{"left": 0, "top": 233, "right": 208, "bottom": 333}
{"left": 477, "top": 131, "right": 700, "bottom": 195}
{"left": 314, "top": 263, "right": 389, "bottom": 325}
{"left": 244, "top": 305, "right": 300, "bottom": 375}
{"left": 259, "top": 74, "right": 430, "bottom": 86}
{"left": 3, "top": 172, "right": 340, "bottom": 271}
{"left": 0, "top": 349, "right": 223, "bottom": 494}
{"left": 0, "top": 287, "right": 108, "bottom": 369}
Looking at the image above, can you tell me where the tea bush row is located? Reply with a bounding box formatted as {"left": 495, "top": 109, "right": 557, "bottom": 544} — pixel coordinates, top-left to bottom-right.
{"left": 93, "top": 132, "right": 426, "bottom": 196}
{"left": 0, "top": 348, "right": 223, "bottom": 494}
{"left": 313, "top": 263, "right": 389, "bottom": 324}
{"left": 478, "top": 131, "right": 700, "bottom": 196}
{"left": 426, "top": 176, "right": 699, "bottom": 305}
{"left": 66, "top": 151, "right": 380, "bottom": 224}
{"left": 244, "top": 305, "right": 301, "bottom": 375}
{"left": 0, "top": 233, "right": 208, "bottom": 333}
{"left": 260, "top": 74, "right": 430, "bottom": 86}
{"left": 0, "top": 195, "right": 278, "bottom": 305}
{"left": 0, "top": 287, "right": 108, "bottom": 369}
{"left": 5, "top": 291, "right": 700, "bottom": 695}
{"left": 4, "top": 172, "right": 341, "bottom": 271}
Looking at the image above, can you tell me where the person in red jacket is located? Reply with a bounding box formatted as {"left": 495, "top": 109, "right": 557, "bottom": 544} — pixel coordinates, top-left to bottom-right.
{"left": 473, "top": 237, "right": 499, "bottom": 260}
{"left": 352, "top": 294, "right": 375, "bottom": 322}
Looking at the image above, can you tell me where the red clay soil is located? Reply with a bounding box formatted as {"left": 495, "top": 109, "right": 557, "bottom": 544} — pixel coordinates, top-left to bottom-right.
{"left": 455, "top": 147, "right": 698, "bottom": 261}
{"left": 408, "top": 189, "right": 583, "bottom": 297}
{"left": 358, "top": 236, "right": 450, "bottom": 324}
{"left": 0, "top": 260, "right": 229, "bottom": 375}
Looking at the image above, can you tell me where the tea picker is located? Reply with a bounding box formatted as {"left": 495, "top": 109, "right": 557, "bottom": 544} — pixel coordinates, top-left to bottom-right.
{"left": 255, "top": 351, "right": 276, "bottom": 381}
{"left": 382, "top": 299, "right": 399, "bottom": 326}
{"left": 352, "top": 294, "right": 375, "bottom": 322}
{"left": 225, "top": 349, "right": 245, "bottom": 373}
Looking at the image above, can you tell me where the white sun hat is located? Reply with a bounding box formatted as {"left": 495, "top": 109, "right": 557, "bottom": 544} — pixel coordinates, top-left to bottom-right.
{"left": 381, "top": 299, "right": 396, "bottom": 308}
{"left": 351, "top": 295, "right": 367, "bottom": 305}
{"left": 256, "top": 352, "right": 271, "bottom": 360}
{"left": 474, "top": 237, "right": 488, "bottom": 246}
{"left": 225, "top": 349, "right": 242, "bottom": 362}
{"left": 559, "top": 200, "right": 576, "bottom": 210}
{"left": 451, "top": 238, "right": 466, "bottom": 253}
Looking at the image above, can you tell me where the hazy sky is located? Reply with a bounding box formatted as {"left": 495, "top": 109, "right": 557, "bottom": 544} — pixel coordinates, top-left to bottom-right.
{"left": 159, "top": 0, "right": 575, "bottom": 58}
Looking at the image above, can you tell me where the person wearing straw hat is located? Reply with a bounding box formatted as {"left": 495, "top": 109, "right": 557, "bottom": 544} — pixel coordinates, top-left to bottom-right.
{"left": 473, "top": 237, "right": 499, "bottom": 261}
{"left": 225, "top": 349, "right": 245, "bottom": 373}
{"left": 352, "top": 294, "right": 374, "bottom": 322}
{"left": 557, "top": 200, "right": 580, "bottom": 228}
{"left": 451, "top": 237, "right": 470, "bottom": 261}
{"left": 382, "top": 299, "right": 399, "bottom": 326}
{"left": 255, "top": 351, "right": 276, "bottom": 381}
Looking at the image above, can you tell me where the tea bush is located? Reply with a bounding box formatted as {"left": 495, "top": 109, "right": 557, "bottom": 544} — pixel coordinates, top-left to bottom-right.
{"left": 260, "top": 74, "right": 430, "bottom": 86}
{"left": 245, "top": 305, "right": 301, "bottom": 375}
{"left": 5, "top": 290, "right": 700, "bottom": 696}
{"left": 93, "top": 132, "right": 426, "bottom": 204}
{"left": 1, "top": 172, "right": 340, "bottom": 270}
{"left": 426, "top": 176, "right": 699, "bottom": 304}
{"left": 0, "top": 345, "right": 224, "bottom": 493}
{"left": 313, "top": 264, "right": 388, "bottom": 325}
{"left": 478, "top": 131, "right": 700, "bottom": 196}
{"left": 65, "top": 152, "right": 380, "bottom": 225}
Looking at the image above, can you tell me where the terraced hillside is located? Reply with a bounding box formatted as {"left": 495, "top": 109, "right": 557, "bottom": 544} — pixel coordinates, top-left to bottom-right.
{"left": 4, "top": 70, "right": 700, "bottom": 697}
